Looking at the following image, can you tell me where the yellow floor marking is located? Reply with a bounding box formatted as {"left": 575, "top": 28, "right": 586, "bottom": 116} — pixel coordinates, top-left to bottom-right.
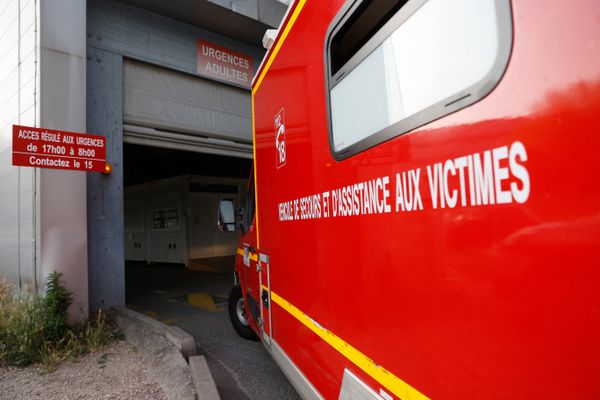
{"left": 160, "top": 317, "right": 182, "bottom": 325}
{"left": 186, "top": 262, "right": 222, "bottom": 273}
{"left": 142, "top": 310, "right": 157, "bottom": 319}
{"left": 187, "top": 292, "right": 217, "bottom": 311}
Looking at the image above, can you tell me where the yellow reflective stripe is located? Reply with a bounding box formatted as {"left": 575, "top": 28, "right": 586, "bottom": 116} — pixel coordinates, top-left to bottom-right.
{"left": 236, "top": 248, "right": 258, "bottom": 262}
{"left": 251, "top": 95, "right": 260, "bottom": 249}
{"left": 251, "top": 1, "right": 307, "bottom": 245}
{"left": 270, "top": 291, "right": 429, "bottom": 400}
{"left": 252, "top": 0, "right": 308, "bottom": 95}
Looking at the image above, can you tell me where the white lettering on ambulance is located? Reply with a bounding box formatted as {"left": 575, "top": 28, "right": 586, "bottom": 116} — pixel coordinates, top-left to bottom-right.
{"left": 278, "top": 201, "right": 294, "bottom": 221}
{"left": 426, "top": 142, "right": 529, "bottom": 209}
{"left": 493, "top": 146, "right": 511, "bottom": 204}
{"left": 395, "top": 169, "right": 423, "bottom": 212}
{"left": 509, "top": 141, "right": 530, "bottom": 203}
{"left": 277, "top": 141, "right": 530, "bottom": 222}
{"left": 454, "top": 156, "right": 468, "bottom": 207}
{"left": 473, "top": 150, "right": 495, "bottom": 206}
{"left": 443, "top": 159, "right": 458, "bottom": 208}
{"left": 329, "top": 177, "right": 391, "bottom": 217}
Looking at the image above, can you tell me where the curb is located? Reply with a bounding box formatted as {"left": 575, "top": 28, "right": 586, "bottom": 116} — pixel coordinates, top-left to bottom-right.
{"left": 113, "top": 307, "right": 198, "bottom": 359}
{"left": 113, "top": 306, "right": 221, "bottom": 400}
{"left": 190, "top": 356, "right": 221, "bottom": 400}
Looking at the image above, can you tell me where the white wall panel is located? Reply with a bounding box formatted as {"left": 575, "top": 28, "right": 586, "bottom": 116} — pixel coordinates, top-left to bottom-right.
{"left": 0, "top": 0, "right": 38, "bottom": 293}
{"left": 0, "top": 195, "right": 17, "bottom": 226}
{"left": 19, "top": 166, "right": 34, "bottom": 193}
{"left": 19, "top": 248, "right": 34, "bottom": 290}
{"left": 39, "top": 47, "right": 86, "bottom": 129}
{"left": 0, "top": 150, "right": 11, "bottom": 176}
{"left": 0, "top": 0, "right": 18, "bottom": 27}
{"left": 21, "top": 50, "right": 36, "bottom": 83}
{"left": 40, "top": 0, "right": 86, "bottom": 56}
{"left": 0, "top": 221, "right": 19, "bottom": 248}
{"left": 4, "top": 35, "right": 19, "bottom": 63}
{"left": 0, "top": 95, "right": 18, "bottom": 131}
{"left": 0, "top": 169, "right": 18, "bottom": 198}
{"left": 20, "top": 78, "right": 35, "bottom": 113}
{"left": 20, "top": 0, "right": 35, "bottom": 29}
{"left": 19, "top": 190, "right": 34, "bottom": 222}
{"left": 0, "top": 68, "right": 18, "bottom": 108}
{"left": 0, "top": 124, "right": 14, "bottom": 152}
{"left": 0, "top": 28, "right": 18, "bottom": 58}
{"left": 20, "top": 103, "right": 35, "bottom": 126}
{"left": 19, "top": 24, "right": 35, "bottom": 62}
{"left": 0, "top": 248, "right": 18, "bottom": 283}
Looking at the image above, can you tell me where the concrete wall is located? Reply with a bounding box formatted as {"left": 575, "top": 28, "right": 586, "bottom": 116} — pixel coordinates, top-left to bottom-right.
{"left": 0, "top": 0, "right": 39, "bottom": 293}
{"left": 208, "top": 0, "right": 288, "bottom": 28}
{"left": 87, "top": 47, "right": 125, "bottom": 311}
{"left": 88, "top": 0, "right": 265, "bottom": 83}
{"left": 86, "top": 0, "right": 265, "bottom": 311}
{"left": 39, "top": 0, "right": 89, "bottom": 319}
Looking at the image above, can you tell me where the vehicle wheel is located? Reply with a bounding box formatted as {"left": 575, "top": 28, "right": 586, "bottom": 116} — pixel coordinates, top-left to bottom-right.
{"left": 228, "top": 285, "right": 259, "bottom": 341}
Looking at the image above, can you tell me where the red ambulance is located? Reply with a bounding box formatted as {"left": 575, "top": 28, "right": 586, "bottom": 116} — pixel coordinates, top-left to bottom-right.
{"left": 218, "top": 0, "right": 600, "bottom": 398}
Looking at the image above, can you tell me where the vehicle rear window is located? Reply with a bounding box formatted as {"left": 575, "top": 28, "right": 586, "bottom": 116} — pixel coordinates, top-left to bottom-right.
{"left": 330, "top": 0, "right": 407, "bottom": 76}
{"left": 325, "top": 0, "right": 513, "bottom": 160}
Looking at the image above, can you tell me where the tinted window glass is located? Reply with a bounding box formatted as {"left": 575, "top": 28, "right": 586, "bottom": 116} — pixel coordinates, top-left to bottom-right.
{"left": 326, "top": 0, "right": 512, "bottom": 159}
{"left": 330, "top": 0, "right": 407, "bottom": 75}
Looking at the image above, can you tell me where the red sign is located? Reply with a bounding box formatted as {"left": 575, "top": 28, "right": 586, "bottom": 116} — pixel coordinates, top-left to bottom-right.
{"left": 196, "top": 39, "right": 254, "bottom": 88}
{"left": 12, "top": 125, "right": 107, "bottom": 172}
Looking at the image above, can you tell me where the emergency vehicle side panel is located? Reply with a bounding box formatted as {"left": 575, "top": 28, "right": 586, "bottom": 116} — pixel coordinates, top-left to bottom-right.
{"left": 252, "top": 1, "right": 600, "bottom": 398}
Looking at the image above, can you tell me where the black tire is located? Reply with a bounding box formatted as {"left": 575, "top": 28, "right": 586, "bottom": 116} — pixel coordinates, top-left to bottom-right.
{"left": 228, "top": 285, "right": 259, "bottom": 341}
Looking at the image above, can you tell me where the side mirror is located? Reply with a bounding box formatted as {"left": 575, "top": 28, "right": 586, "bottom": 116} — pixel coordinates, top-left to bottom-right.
{"left": 217, "top": 199, "right": 237, "bottom": 232}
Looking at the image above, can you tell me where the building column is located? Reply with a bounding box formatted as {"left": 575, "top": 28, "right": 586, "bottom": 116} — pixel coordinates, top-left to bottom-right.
{"left": 39, "top": 0, "right": 89, "bottom": 320}
{"left": 86, "top": 47, "right": 125, "bottom": 311}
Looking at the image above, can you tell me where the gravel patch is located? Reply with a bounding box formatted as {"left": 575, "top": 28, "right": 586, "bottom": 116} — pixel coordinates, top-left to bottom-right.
{"left": 0, "top": 341, "right": 167, "bottom": 400}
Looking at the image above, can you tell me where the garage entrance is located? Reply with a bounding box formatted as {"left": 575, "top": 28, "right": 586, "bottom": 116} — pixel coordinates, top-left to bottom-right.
{"left": 84, "top": 1, "right": 299, "bottom": 396}
{"left": 121, "top": 143, "right": 301, "bottom": 399}
{"left": 120, "top": 54, "right": 253, "bottom": 312}
{"left": 119, "top": 60, "right": 298, "bottom": 398}
{"left": 122, "top": 144, "right": 249, "bottom": 324}
{"left": 121, "top": 57, "right": 252, "bottom": 295}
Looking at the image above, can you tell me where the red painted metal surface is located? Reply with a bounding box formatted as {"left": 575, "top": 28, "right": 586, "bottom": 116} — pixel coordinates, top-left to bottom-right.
{"left": 236, "top": 1, "right": 600, "bottom": 398}
{"left": 12, "top": 125, "right": 107, "bottom": 172}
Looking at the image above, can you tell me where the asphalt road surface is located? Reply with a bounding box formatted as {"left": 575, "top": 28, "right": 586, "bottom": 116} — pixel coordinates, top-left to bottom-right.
{"left": 125, "top": 259, "right": 301, "bottom": 400}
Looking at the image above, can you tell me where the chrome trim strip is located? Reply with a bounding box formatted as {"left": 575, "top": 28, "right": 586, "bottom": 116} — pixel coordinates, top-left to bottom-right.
{"left": 271, "top": 339, "right": 324, "bottom": 400}
{"left": 339, "top": 369, "right": 383, "bottom": 400}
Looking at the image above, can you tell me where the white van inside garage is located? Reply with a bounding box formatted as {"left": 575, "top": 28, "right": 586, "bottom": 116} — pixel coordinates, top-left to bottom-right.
{"left": 124, "top": 175, "right": 246, "bottom": 266}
